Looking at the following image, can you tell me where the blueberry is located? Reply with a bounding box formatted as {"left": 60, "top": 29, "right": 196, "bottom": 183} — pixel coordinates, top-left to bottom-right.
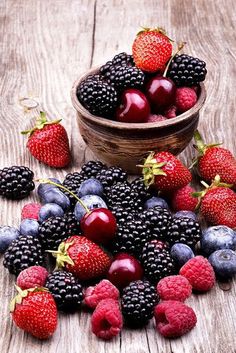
{"left": 19, "top": 219, "right": 39, "bottom": 237}
{"left": 74, "top": 195, "right": 108, "bottom": 221}
{"left": 174, "top": 210, "right": 197, "bottom": 221}
{"left": 40, "top": 188, "right": 70, "bottom": 210}
{"left": 201, "top": 226, "right": 236, "bottom": 256}
{"left": 37, "top": 178, "right": 61, "bottom": 198}
{"left": 78, "top": 178, "right": 103, "bottom": 198}
{"left": 208, "top": 249, "right": 236, "bottom": 278}
{"left": 0, "top": 226, "right": 20, "bottom": 253}
{"left": 170, "top": 243, "right": 195, "bottom": 267}
{"left": 39, "top": 203, "right": 64, "bottom": 223}
{"left": 144, "top": 196, "right": 169, "bottom": 210}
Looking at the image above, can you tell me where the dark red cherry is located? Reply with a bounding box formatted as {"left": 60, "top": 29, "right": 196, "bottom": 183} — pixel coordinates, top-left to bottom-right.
{"left": 115, "top": 88, "right": 150, "bottom": 123}
{"left": 107, "top": 253, "right": 144, "bottom": 289}
{"left": 146, "top": 76, "right": 176, "bottom": 112}
{"left": 80, "top": 208, "right": 117, "bottom": 245}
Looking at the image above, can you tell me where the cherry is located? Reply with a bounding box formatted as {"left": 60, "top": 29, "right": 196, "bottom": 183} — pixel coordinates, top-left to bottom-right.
{"left": 115, "top": 88, "right": 150, "bottom": 123}
{"left": 80, "top": 208, "right": 117, "bottom": 245}
{"left": 146, "top": 76, "right": 176, "bottom": 112}
{"left": 107, "top": 253, "right": 144, "bottom": 289}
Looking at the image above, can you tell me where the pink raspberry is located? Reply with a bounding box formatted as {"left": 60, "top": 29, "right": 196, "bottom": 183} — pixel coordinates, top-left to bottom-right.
{"left": 180, "top": 256, "right": 215, "bottom": 292}
{"left": 147, "top": 114, "right": 167, "bottom": 123}
{"left": 16, "top": 266, "right": 48, "bottom": 290}
{"left": 157, "top": 275, "right": 192, "bottom": 302}
{"left": 171, "top": 185, "right": 198, "bottom": 211}
{"left": 91, "top": 299, "right": 123, "bottom": 340}
{"left": 164, "top": 105, "right": 177, "bottom": 119}
{"left": 84, "top": 279, "right": 119, "bottom": 309}
{"left": 155, "top": 300, "right": 197, "bottom": 337}
{"left": 175, "top": 87, "right": 197, "bottom": 113}
{"left": 21, "top": 203, "right": 41, "bottom": 221}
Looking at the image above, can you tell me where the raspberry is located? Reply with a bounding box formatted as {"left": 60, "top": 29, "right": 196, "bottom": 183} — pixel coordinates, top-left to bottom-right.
{"left": 175, "top": 87, "right": 197, "bottom": 113}
{"left": 164, "top": 105, "right": 177, "bottom": 119}
{"left": 21, "top": 203, "right": 41, "bottom": 221}
{"left": 171, "top": 185, "right": 198, "bottom": 212}
{"left": 157, "top": 275, "right": 192, "bottom": 302}
{"left": 180, "top": 256, "right": 215, "bottom": 291}
{"left": 91, "top": 299, "right": 123, "bottom": 340}
{"left": 16, "top": 266, "right": 48, "bottom": 290}
{"left": 155, "top": 300, "right": 197, "bottom": 337}
{"left": 84, "top": 279, "right": 119, "bottom": 309}
{"left": 147, "top": 114, "right": 167, "bottom": 123}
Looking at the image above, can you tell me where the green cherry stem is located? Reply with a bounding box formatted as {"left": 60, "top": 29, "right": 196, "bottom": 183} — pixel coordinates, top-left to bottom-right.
{"left": 163, "top": 41, "right": 186, "bottom": 78}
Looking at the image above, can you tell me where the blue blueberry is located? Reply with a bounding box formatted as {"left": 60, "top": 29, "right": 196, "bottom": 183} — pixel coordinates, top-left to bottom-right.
{"left": 40, "top": 188, "right": 70, "bottom": 210}
{"left": 144, "top": 196, "right": 169, "bottom": 210}
{"left": 39, "top": 203, "right": 64, "bottom": 223}
{"left": 201, "top": 225, "right": 236, "bottom": 256}
{"left": 170, "top": 243, "right": 195, "bottom": 267}
{"left": 208, "top": 249, "right": 236, "bottom": 278}
{"left": 174, "top": 210, "right": 197, "bottom": 221}
{"left": 20, "top": 219, "right": 39, "bottom": 237}
{"left": 0, "top": 226, "right": 20, "bottom": 253}
{"left": 74, "top": 195, "right": 108, "bottom": 221}
{"left": 37, "top": 178, "right": 61, "bottom": 198}
{"left": 78, "top": 178, "right": 103, "bottom": 198}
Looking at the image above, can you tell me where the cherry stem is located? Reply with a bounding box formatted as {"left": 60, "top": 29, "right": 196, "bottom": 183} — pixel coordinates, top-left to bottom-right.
{"left": 36, "top": 179, "right": 90, "bottom": 214}
{"left": 163, "top": 41, "right": 186, "bottom": 77}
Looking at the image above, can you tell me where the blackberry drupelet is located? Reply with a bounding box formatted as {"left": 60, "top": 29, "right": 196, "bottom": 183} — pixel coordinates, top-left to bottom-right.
{"left": 100, "top": 52, "right": 134, "bottom": 77}
{"left": 139, "top": 206, "right": 172, "bottom": 241}
{"left": 111, "top": 205, "right": 136, "bottom": 225}
{"left": 167, "top": 54, "right": 207, "bottom": 87}
{"left": 96, "top": 166, "right": 128, "bottom": 194}
{"left": 3, "top": 235, "right": 44, "bottom": 275}
{"left": 121, "top": 280, "right": 159, "bottom": 326}
{"left": 77, "top": 76, "right": 118, "bottom": 117}
{"left": 112, "top": 218, "right": 151, "bottom": 257}
{"left": 130, "top": 177, "right": 151, "bottom": 202}
{"left": 80, "top": 160, "right": 107, "bottom": 179}
{"left": 0, "top": 166, "right": 35, "bottom": 200}
{"left": 64, "top": 211, "right": 81, "bottom": 236}
{"left": 141, "top": 241, "right": 176, "bottom": 283}
{"left": 106, "top": 65, "right": 145, "bottom": 91}
{"left": 46, "top": 271, "right": 83, "bottom": 312}
{"left": 62, "top": 171, "right": 86, "bottom": 207}
{"left": 38, "top": 216, "right": 69, "bottom": 250}
{"left": 167, "top": 217, "right": 202, "bottom": 248}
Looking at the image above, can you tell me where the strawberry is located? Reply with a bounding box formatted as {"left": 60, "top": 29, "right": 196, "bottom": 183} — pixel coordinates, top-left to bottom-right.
{"left": 50, "top": 236, "right": 111, "bottom": 280}
{"left": 10, "top": 286, "right": 57, "bottom": 339}
{"left": 193, "top": 130, "right": 236, "bottom": 188}
{"left": 171, "top": 184, "right": 198, "bottom": 212}
{"left": 22, "top": 111, "right": 71, "bottom": 168}
{"left": 140, "top": 151, "right": 192, "bottom": 192}
{"left": 132, "top": 28, "right": 172, "bottom": 72}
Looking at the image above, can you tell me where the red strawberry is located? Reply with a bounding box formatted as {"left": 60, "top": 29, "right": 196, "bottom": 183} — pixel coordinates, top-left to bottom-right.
{"left": 50, "top": 236, "right": 111, "bottom": 280}
{"left": 171, "top": 185, "right": 198, "bottom": 211}
{"left": 193, "top": 130, "right": 236, "bottom": 188}
{"left": 140, "top": 151, "right": 192, "bottom": 191}
{"left": 132, "top": 28, "right": 172, "bottom": 72}
{"left": 10, "top": 287, "right": 57, "bottom": 339}
{"left": 22, "top": 111, "right": 71, "bottom": 168}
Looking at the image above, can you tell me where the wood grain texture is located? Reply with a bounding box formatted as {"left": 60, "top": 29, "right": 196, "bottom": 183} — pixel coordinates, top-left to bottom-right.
{"left": 0, "top": 0, "right": 236, "bottom": 352}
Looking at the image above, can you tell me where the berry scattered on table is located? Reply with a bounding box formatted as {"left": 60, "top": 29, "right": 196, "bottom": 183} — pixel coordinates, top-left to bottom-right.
{"left": 16, "top": 266, "right": 48, "bottom": 290}
{"left": 174, "top": 210, "right": 197, "bottom": 221}
{"left": 0, "top": 226, "right": 20, "bottom": 254}
{"left": 171, "top": 184, "right": 198, "bottom": 212}
{"left": 38, "top": 216, "right": 69, "bottom": 250}
{"left": 208, "top": 249, "right": 236, "bottom": 278}
{"left": 78, "top": 178, "right": 104, "bottom": 198}
{"left": 19, "top": 218, "right": 39, "bottom": 237}
{"left": 201, "top": 225, "right": 236, "bottom": 255}
{"left": 157, "top": 275, "right": 192, "bottom": 302}
{"left": 21, "top": 203, "right": 41, "bottom": 220}
{"left": 167, "top": 216, "right": 202, "bottom": 248}
{"left": 38, "top": 203, "right": 64, "bottom": 222}
{"left": 144, "top": 196, "right": 169, "bottom": 210}
{"left": 170, "top": 243, "right": 195, "bottom": 268}
{"left": 84, "top": 279, "right": 119, "bottom": 309}
{"left": 74, "top": 194, "right": 108, "bottom": 221}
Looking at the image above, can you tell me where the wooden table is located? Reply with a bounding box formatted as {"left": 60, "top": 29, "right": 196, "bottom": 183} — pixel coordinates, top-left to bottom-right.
{"left": 0, "top": 0, "right": 236, "bottom": 352}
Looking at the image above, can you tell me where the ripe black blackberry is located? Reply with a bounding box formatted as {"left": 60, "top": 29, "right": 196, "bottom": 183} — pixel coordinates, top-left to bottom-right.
{"left": 64, "top": 211, "right": 81, "bottom": 236}
{"left": 3, "top": 235, "right": 44, "bottom": 275}
{"left": 80, "top": 160, "right": 107, "bottom": 178}
{"left": 100, "top": 52, "right": 134, "bottom": 77}
{"left": 106, "top": 181, "right": 137, "bottom": 211}
{"left": 96, "top": 166, "right": 127, "bottom": 194}
{"left": 112, "top": 218, "right": 151, "bottom": 257}
{"left": 77, "top": 76, "right": 118, "bottom": 117}
{"left": 38, "top": 216, "right": 69, "bottom": 250}
{"left": 46, "top": 271, "right": 83, "bottom": 312}
{"left": 121, "top": 280, "right": 159, "bottom": 326}
{"left": 167, "top": 217, "right": 202, "bottom": 248}
{"left": 167, "top": 54, "right": 207, "bottom": 87}
{"left": 111, "top": 205, "right": 136, "bottom": 225}
{"left": 0, "top": 166, "right": 35, "bottom": 200}
{"left": 141, "top": 241, "right": 176, "bottom": 283}
{"left": 139, "top": 206, "right": 172, "bottom": 241}
{"left": 130, "top": 177, "right": 151, "bottom": 202}
{"left": 62, "top": 171, "right": 86, "bottom": 207}
{"left": 105, "top": 65, "right": 145, "bottom": 91}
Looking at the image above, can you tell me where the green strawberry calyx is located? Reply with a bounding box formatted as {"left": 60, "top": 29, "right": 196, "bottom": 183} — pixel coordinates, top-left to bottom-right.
{"left": 21, "top": 111, "right": 62, "bottom": 137}
{"left": 10, "top": 286, "right": 48, "bottom": 312}
{"left": 47, "top": 241, "right": 75, "bottom": 270}
{"left": 137, "top": 151, "right": 167, "bottom": 187}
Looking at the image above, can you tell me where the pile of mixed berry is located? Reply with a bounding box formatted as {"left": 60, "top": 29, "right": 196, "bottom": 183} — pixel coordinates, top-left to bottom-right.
{"left": 0, "top": 129, "right": 236, "bottom": 341}
{"left": 77, "top": 28, "right": 207, "bottom": 123}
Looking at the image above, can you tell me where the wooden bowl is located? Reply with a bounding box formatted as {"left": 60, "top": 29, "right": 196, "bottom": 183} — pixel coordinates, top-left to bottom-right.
{"left": 71, "top": 68, "right": 206, "bottom": 174}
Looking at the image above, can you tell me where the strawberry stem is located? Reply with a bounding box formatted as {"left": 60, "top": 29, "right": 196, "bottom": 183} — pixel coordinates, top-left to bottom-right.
{"left": 163, "top": 41, "right": 185, "bottom": 77}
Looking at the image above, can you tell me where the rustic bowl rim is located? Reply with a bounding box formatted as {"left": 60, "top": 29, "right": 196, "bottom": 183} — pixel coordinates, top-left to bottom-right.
{"left": 71, "top": 67, "right": 206, "bottom": 131}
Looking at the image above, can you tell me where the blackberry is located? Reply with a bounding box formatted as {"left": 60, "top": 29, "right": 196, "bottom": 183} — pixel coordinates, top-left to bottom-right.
{"left": 167, "top": 54, "right": 207, "bottom": 87}
{"left": 77, "top": 76, "right": 118, "bottom": 118}
{"left": 167, "top": 217, "right": 202, "bottom": 248}
{"left": 106, "top": 65, "right": 145, "bottom": 91}
{"left": 139, "top": 206, "right": 172, "bottom": 241}
{"left": 46, "top": 271, "right": 83, "bottom": 312}
{"left": 141, "top": 241, "right": 176, "bottom": 283}
{"left": 0, "top": 166, "right": 35, "bottom": 200}
{"left": 121, "top": 280, "right": 159, "bottom": 326}
{"left": 106, "top": 181, "right": 139, "bottom": 211}
{"left": 64, "top": 211, "right": 81, "bottom": 236}
{"left": 130, "top": 177, "right": 151, "bottom": 202}
{"left": 111, "top": 205, "right": 136, "bottom": 225}
{"left": 62, "top": 171, "right": 86, "bottom": 207}
{"left": 80, "top": 160, "right": 107, "bottom": 179}
{"left": 3, "top": 235, "right": 44, "bottom": 275}
{"left": 100, "top": 52, "right": 134, "bottom": 77}
{"left": 96, "top": 166, "right": 127, "bottom": 194}
{"left": 38, "top": 216, "right": 69, "bottom": 250}
{"left": 113, "top": 218, "right": 151, "bottom": 257}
